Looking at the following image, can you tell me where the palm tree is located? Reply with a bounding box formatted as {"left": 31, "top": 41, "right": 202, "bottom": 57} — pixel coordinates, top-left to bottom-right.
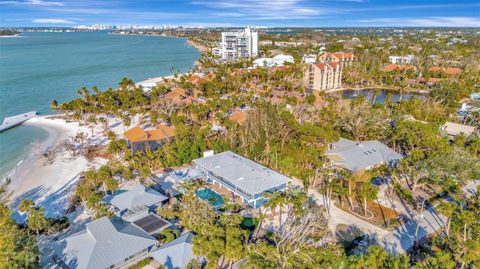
{"left": 19, "top": 199, "right": 35, "bottom": 213}
{"left": 437, "top": 202, "right": 456, "bottom": 237}
{"left": 358, "top": 181, "right": 378, "bottom": 216}
{"left": 27, "top": 208, "right": 48, "bottom": 235}
{"left": 50, "top": 100, "right": 59, "bottom": 111}
{"left": 263, "top": 191, "right": 285, "bottom": 222}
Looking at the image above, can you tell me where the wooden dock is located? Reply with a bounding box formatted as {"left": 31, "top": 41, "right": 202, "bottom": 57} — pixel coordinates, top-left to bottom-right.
{"left": 0, "top": 111, "right": 37, "bottom": 133}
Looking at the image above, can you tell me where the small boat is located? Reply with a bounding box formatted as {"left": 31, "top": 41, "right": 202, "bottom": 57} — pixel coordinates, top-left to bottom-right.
{"left": 0, "top": 111, "right": 37, "bottom": 133}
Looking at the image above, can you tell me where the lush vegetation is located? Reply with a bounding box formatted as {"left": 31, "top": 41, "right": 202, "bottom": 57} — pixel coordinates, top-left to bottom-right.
{"left": 4, "top": 28, "right": 478, "bottom": 268}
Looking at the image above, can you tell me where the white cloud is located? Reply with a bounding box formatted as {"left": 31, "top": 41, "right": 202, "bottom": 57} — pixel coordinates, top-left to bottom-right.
{"left": 356, "top": 17, "right": 480, "bottom": 27}
{"left": 27, "top": 0, "right": 63, "bottom": 6}
{"left": 0, "top": 0, "right": 64, "bottom": 6}
{"left": 32, "top": 18, "right": 75, "bottom": 24}
{"left": 192, "top": 0, "right": 332, "bottom": 20}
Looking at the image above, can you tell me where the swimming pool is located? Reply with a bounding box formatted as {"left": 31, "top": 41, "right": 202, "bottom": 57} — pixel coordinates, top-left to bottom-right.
{"left": 196, "top": 188, "right": 224, "bottom": 207}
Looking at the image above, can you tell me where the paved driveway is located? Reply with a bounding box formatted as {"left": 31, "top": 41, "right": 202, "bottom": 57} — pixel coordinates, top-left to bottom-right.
{"left": 306, "top": 187, "right": 446, "bottom": 254}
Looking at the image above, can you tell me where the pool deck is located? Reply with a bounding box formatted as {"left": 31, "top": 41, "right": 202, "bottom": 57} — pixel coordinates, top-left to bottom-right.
{"left": 208, "top": 182, "right": 244, "bottom": 205}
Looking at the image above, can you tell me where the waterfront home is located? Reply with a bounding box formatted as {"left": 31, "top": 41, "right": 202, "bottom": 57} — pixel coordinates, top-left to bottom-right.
{"left": 165, "top": 87, "right": 186, "bottom": 101}
{"left": 440, "top": 122, "right": 476, "bottom": 138}
{"left": 187, "top": 75, "right": 205, "bottom": 85}
{"left": 325, "top": 138, "right": 403, "bottom": 172}
{"left": 123, "top": 125, "right": 175, "bottom": 152}
{"left": 52, "top": 217, "right": 158, "bottom": 269}
{"left": 192, "top": 151, "right": 291, "bottom": 208}
{"left": 150, "top": 233, "right": 204, "bottom": 269}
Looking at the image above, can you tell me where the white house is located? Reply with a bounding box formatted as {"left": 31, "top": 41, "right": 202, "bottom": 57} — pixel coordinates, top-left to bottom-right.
{"left": 253, "top": 57, "right": 276, "bottom": 68}
{"left": 302, "top": 54, "right": 317, "bottom": 64}
{"left": 52, "top": 217, "right": 158, "bottom": 269}
{"left": 252, "top": 54, "right": 293, "bottom": 68}
{"left": 389, "top": 55, "right": 415, "bottom": 64}
{"left": 273, "top": 54, "right": 294, "bottom": 65}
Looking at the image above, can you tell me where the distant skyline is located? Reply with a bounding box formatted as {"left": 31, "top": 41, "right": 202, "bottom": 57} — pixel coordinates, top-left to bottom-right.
{"left": 1, "top": 0, "right": 479, "bottom": 27}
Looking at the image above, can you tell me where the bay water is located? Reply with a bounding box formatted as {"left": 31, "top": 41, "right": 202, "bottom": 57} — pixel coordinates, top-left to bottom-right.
{"left": 0, "top": 32, "right": 200, "bottom": 177}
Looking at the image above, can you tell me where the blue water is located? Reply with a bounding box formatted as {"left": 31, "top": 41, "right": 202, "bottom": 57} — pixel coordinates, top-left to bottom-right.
{"left": 196, "top": 188, "right": 224, "bottom": 207}
{"left": 0, "top": 32, "right": 200, "bottom": 177}
{"left": 341, "top": 89, "right": 426, "bottom": 104}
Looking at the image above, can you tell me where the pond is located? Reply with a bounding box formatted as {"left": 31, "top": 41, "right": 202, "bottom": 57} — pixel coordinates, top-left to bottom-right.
{"left": 339, "top": 89, "right": 427, "bottom": 104}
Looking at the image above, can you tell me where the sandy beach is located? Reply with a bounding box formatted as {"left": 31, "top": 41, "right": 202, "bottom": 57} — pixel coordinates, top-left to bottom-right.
{"left": 6, "top": 116, "right": 108, "bottom": 223}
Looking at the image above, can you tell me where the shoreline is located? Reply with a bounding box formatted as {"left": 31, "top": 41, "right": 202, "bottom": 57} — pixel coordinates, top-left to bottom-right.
{"left": 110, "top": 31, "right": 208, "bottom": 54}
{"left": 6, "top": 116, "right": 91, "bottom": 222}
{"left": 0, "top": 33, "right": 21, "bottom": 38}
{"left": 186, "top": 39, "right": 209, "bottom": 53}
{"left": 5, "top": 111, "right": 135, "bottom": 223}
{"left": 136, "top": 72, "right": 191, "bottom": 87}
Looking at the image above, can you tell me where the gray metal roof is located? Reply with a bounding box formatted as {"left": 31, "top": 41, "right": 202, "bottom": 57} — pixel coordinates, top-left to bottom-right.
{"left": 325, "top": 138, "right": 402, "bottom": 172}
{"left": 192, "top": 151, "right": 290, "bottom": 196}
{"left": 150, "top": 233, "right": 195, "bottom": 269}
{"left": 110, "top": 184, "right": 168, "bottom": 212}
{"left": 53, "top": 217, "right": 157, "bottom": 269}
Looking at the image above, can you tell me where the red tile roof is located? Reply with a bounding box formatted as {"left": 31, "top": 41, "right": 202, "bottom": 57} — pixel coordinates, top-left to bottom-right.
{"left": 445, "top": 67, "right": 462, "bottom": 75}
{"left": 314, "top": 61, "right": 339, "bottom": 70}
{"left": 164, "top": 87, "right": 186, "bottom": 99}
{"left": 228, "top": 111, "right": 247, "bottom": 125}
{"left": 187, "top": 75, "right": 206, "bottom": 84}
{"left": 124, "top": 125, "right": 175, "bottom": 143}
{"left": 382, "top": 64, "right": 417, "bottom": 72}
{"left": 332, "top": 52, "right": 356, "bottom": 60}
{"left": 428, "top": 66, "right": 462, "bottom": 75}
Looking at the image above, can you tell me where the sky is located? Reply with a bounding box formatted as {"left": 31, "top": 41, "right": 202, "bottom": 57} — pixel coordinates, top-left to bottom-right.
{"left": 1, "top": 0, "right": 479, "bottom": 27}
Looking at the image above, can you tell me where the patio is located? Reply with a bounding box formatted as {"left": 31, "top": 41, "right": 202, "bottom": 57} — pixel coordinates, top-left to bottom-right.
{"left": 208, "top": 182, "right": 244, "bottom": 205}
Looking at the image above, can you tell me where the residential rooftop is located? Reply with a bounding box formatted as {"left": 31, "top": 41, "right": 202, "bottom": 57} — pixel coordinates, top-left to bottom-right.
{"left": 192, "top": 151, "right": 291, "bottom": 197}
{"left": 110, "top": 184, "right": 168, "bottom": 212}
{"left": 53, "top": 217, "right": 157, "bottom": 269}
{"left": 150, "top": 233, "right": 197, "bottom": 269}
{"left": 325, "top": 138, "right": 403, "bottom": 172}
{"left": 123, "top": 125, "right": 175, "bottom": 143}
{"left": 441, "top": 122, "right": 476, "bottom": 137}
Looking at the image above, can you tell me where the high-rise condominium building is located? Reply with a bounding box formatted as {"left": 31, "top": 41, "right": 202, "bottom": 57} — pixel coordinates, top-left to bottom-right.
{"left": 305, "top": 62, "right": 343, "bottom": 91}
{"left": 221, "top": 27, "right": 258, "bottom": 60}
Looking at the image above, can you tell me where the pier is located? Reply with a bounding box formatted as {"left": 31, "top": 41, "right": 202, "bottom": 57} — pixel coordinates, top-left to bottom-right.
{"left": 0, "top": 111, "right": 37, "bottom": 133}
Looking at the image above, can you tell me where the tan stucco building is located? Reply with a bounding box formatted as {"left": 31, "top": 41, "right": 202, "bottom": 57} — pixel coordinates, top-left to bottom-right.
{"left": 305, "top": 62, "right": 343, "bottom": 91}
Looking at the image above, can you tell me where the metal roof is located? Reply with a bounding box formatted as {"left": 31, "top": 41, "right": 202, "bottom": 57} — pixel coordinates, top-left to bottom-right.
{"left": 53, "top": 217, "right": 157, "bottom": 269}
{"left": 150, "top": 233, "right": 195, "bottom": 269}
{"left": 192, "top": 151, "right": 290, "bottom": 196}
{"left": 441, "top": 122, "right": 475, "bottom": 137}
{"left": 325, "top": 138, "right": 403, "bottom": 172}
{"left": 110, "top": 184, "right": 168, "bottom": 212}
